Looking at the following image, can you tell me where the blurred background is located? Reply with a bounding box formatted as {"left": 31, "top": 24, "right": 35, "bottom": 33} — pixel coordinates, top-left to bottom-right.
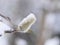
{"left": 0, "top": 0, "right": 60, "bottom": 45}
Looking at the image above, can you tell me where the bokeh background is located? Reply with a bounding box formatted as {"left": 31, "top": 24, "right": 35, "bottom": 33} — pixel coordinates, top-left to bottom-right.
{"left": 0, "top": 0, "right": 60, "bottom": 45}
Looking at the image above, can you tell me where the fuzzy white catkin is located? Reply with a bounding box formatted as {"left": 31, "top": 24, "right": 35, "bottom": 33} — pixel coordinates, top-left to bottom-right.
{"left": 18, "top": 13, "right": 36, "bottom": 33}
